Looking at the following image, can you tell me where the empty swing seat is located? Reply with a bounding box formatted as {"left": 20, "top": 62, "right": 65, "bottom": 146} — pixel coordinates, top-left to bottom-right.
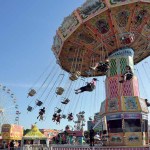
{"left": 75, "top": 121, "right": 80, "bottom": 123}
{"left": 69, "top": 71, "right": 81, "bottom": 81}
{"left": 27, "top": 106, "right": 33, "bottom": 112}
{"left": 28, "top": 89, "right": 36, "bottom": 97}
{"left": 62, "top": 114, "right": 66, "bottom": 119}
{"left": 61, "top": 98, "right": 70, "bottom": 104}
{"left": 36, "top": 100, "right": 43, "bottom": 106}
{"left": 56, "top": 87, "right": 64, "bottom": 95}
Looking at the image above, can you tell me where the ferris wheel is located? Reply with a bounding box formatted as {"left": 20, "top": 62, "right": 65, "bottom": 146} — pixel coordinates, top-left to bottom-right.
{"left": 0, "top": 84, "right": 20, "bottom": 132}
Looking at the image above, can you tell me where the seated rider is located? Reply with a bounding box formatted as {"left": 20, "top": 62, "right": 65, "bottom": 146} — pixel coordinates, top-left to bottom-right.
{"left": 56, "top": 114, "right": 61, "bottom": 124}
{"left": 37, "top": 107, "right": 45, "bottom": 120}
{"left": 52, "top": 113, "right": 57, "bottom": 122}
{"left": 68, "top": 113, "right": 73, "bottom": 121}
{"left": 119, "top": 65, "right": 133, "bottom": 83}
{"left": 90, "top": 58, "right": 110, "bottom": 73}
{"left": 75, "top": 78, "right": 97, "bottom": 94}
{"left": 145, "top": 99, "right": 150, "bottom": 107}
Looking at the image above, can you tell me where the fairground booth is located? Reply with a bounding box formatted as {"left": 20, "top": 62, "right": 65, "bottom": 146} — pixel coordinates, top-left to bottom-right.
{"left": 1, "top": 124, "right": 23, "bottom": 148}
{"left": 22, "top": 124, "right": 48, "bottom": 147}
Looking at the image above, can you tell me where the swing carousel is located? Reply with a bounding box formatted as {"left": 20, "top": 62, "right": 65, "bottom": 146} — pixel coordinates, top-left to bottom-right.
{"left": 52, "top": 0, "right": 150, "bottom": 147}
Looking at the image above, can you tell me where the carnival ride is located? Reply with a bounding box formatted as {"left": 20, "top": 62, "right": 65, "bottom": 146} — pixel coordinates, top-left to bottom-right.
{"left": 27, "top": 0, "right": 150, "bottom": 147}
{"left": 0, "top": 84, "right": 20, "bottom": 132}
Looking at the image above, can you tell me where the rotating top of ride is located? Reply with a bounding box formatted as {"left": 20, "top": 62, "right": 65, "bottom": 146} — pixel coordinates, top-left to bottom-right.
{"left": 52, "top": 0, "right": 150, "bottom": 77}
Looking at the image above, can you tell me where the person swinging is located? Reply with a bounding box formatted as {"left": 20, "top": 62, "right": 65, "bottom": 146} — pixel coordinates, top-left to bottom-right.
{"left": 119, "top": 65, "right": 133, "bottom": 83}
{"left": 56, "top": 114, "right": 61, "bottom": 124}
{"left": 37, "top": 107, "right": 45, "bottom": 121}
{"left": 68, "top": 113, "right": 74, "bottom": 121}
{"left": 75, "top": 78, "right": 97, "bottom": 94}
{"left": 90, "top": 58, "right": 110, "bottom": 73}
{"left": 52, "top": 113, "right": 57, "bottom": 122}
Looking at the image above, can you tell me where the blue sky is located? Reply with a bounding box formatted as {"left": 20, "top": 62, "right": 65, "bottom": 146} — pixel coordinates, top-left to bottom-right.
{"left": 0, "top": 0, "right": 150, "bottom": 131}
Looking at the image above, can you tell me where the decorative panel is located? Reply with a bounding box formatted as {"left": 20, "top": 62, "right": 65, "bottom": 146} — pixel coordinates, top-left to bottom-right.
{"left": 122, "top": 80, "right": 132, "bottom": 96}
{"left": 109, "top": 0, "right": 135, "bottom": 6}
{"left": 125, "top": 132, "right": 142, "bottom": 146}
{"left": 109, "top": 133, "right": 124, "bottom": 146}
{"left": 52, "top": 34, "right": 63, "bottom": 55}
{"left": 110, "top": 59, "right": 117, "bottom": 76}
{"left": 78, "top": 0, "right": 106, "bottom": 20}
{"left": 120, "top": 57, "right": 127, "bottom": 74}
{"left": 122, "top": 96, "right": 140, "bottom": 111}
{"left": 59, "top": 13, "right": 79, "bottom": 38}
{"left": 107, "top": 76, "right": 119, "bottom": 99}
{"left": 132, "top": 76, "right": 139, "bottom": 96}
{"left": 106, "top": 97, "right": 121, "bottom": 113}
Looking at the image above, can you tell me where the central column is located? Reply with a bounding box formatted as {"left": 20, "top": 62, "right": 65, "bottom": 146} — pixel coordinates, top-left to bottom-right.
{"left": 106, "top": 48, "right": 139, "bottom": 100}
{"left": 99, "top": 48, "right": 149, "bottom": 146}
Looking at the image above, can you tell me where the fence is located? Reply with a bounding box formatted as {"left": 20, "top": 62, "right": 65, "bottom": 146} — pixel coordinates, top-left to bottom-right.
{"left": 2, "top": 145, "right": 150, "bottom": 150}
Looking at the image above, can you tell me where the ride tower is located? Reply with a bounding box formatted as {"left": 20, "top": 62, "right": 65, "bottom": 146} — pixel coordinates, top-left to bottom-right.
{"left": 99, "top": 48, "right": 149, "bottom": 146}
{"left": 52, "top": 0, "right": 150, "bottom": 147}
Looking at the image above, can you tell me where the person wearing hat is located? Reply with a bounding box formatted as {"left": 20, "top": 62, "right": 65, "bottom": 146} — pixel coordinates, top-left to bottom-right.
{"left": 75, "top": 78, "right": 97, "bottom": 94}
{"left": 90, "top": 58, "right": 110, "bottom": 73}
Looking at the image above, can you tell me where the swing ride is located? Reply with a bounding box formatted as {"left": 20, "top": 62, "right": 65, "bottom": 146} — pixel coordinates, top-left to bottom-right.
{"left": 26, "top": 0, "right": 150, "bottom": 148}
{"left": 51, "top": 0, "right": 150, "bottom": 147}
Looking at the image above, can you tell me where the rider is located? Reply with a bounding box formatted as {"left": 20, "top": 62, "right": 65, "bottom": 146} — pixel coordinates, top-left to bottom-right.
{"left": 75, "top": 78, "right": 97, "bottom": 94}
{"left": 52, "top": 113, "right": 57, "bottom": 122}
{"left": 90, "top": 58, "right": 110, "bottom": 73}
{"left": 56, "top": 114, "right": 61, "bottom": 124}
{"left": 68, "top": 113, "right": 74, "bottom": 121}
{"left": 119, "top": 65, "right": 133, "bottom": 83}
{"left": 37, "top": 107, "right": 45, "bottom": 120}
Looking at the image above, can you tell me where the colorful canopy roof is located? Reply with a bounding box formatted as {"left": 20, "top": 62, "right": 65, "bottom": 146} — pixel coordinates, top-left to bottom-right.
{"left": 52, "top": 0, "right": 150, "bottom": 77}
{"left": 23, "top": 125, "right": 47, "bottom": 139}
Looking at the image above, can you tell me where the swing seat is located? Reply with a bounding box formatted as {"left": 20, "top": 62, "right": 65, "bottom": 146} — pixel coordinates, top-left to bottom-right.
{"left": 27, "top": 106, "right": 33, "bottom": 112}
{"left": 62, "top": 114, "right": 66, "bottom": 119}
{"left": 16, "top": 111, "right": 20, "bottom": 115}
{"left": 74, "top": 121, "right": 80, "bottom": 123}
{"left": 57, "top": 109, "right": 62, "bottom": 113}
{"left": 97, "top": 65, "right": 109, "bottom": 73}
{"left": 69, "top": 71, "right": 81, "bottom": 81}
{"left": 15, "top": 117, "right": 19, "bottom": 121}
{"left": 28, "top": 89, "right": 36, "bottom": 97}
{"left": 61, "top": 98, "right": 70, "bottom": 104}
{"left": 40, "top": 115, "right": 44, "bottom": 120}
{"left": 68, "top": 117, "right": 73, "bottom": 121}
{"left": 36, "top": 100, "right": 43, "bottom": 106}
{"left": 56, "top": 87, "right": 64, "bottom": 95}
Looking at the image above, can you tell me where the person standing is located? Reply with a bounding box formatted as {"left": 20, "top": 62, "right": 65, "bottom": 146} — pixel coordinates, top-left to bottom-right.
{"left": 89, "top": 127, "right": 95, "bottom": 146}
{"left": 10, "top": 140, "right": 15, "bottom": 150}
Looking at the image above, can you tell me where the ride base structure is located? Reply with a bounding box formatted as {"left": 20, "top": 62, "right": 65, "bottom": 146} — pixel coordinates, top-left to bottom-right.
{"left": 98, "top": 48, "right": 149, "bottom": 147}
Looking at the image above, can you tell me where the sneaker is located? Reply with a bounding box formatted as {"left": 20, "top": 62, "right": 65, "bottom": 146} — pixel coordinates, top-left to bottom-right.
{"left": 75, "top": 92, "right": 78, "bottom": 94}
{"left": 119, "top": 80, "right": 124, "bottom": 83}
{"left": 89, "top": 66, "right": 96, "bottom": 70}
